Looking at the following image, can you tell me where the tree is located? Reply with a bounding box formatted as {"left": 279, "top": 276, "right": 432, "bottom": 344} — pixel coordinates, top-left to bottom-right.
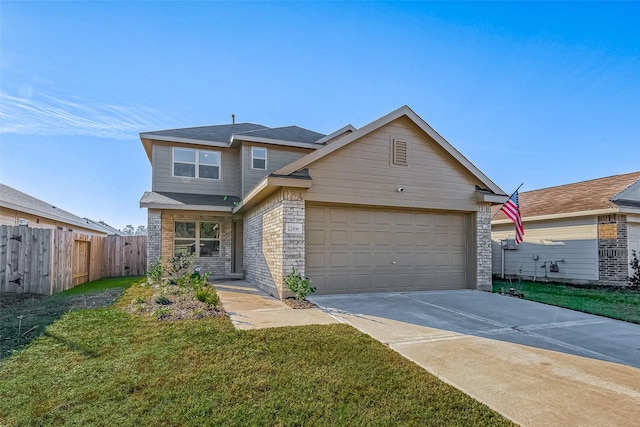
{"left": 121, "top": 225, "right": 135, "bottom": 235}
{"left": 135, "top": 225, "right": 147, "bottom": 236}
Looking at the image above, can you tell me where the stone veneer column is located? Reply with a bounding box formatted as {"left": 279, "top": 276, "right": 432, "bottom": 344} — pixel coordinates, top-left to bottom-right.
{"left": 242, "top": 188, "right": 306, "bottom": 299}
{"left": 598, "top": 214, "right": 628, "bottom": 284}
{"left": 147, "top": 209, "right": 162, "bottom": 271}
{"left": 476, "top": 203, "right": 492, "bottom": 291}
{"left": 280, "top": 188, "right": 306, "bottom": 297}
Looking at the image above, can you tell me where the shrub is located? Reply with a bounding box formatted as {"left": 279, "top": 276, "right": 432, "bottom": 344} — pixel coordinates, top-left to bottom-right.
{"left": 153, "top": 307, "right": 171, "bottom": 319}
{"left": 146, "top": 259, "right": 164, "bottom": 284}
{"left": 284, "top": 267, "right": 316, "bottom": 300}
{"left": 630, "top": 250, "right": 640, "bottom": 290}
{"left": 194, "top": 286, "right": 220, "bottom": 307}
{"left": 155, "top": 295, "right": 172, "bottom": 305}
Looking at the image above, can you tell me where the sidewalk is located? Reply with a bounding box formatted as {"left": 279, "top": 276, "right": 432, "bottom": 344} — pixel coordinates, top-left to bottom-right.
{"left": 213, "top": 279, "right": 338, "bottom": 329}
{"left": 213, "top": 280, "right": 640, "bottom": 426}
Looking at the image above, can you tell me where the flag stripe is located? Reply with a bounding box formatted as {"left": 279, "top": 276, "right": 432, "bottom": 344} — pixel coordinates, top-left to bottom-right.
{"left": 500, "top": 191, "right": 525, "bottom": 244}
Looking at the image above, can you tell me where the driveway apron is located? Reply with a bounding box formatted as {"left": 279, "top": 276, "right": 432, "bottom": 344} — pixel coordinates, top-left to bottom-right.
{"left": 310, "top": 290, "right": 640, "bottom": 427}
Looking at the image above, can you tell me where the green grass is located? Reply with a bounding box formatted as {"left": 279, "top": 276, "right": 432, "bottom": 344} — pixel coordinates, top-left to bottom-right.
{"left": 0, "top": 282, "right": 514, "bottom": 426}
{"left": 493, "top": 279, "right": 640, "bottom": 324}
{"left": 0, "top": 276, "right": 144, "bottom": 360}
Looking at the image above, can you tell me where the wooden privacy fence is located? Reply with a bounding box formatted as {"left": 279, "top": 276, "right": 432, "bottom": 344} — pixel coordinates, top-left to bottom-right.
{"left": 0, "top": 225, "right": 147, "bottom": 295}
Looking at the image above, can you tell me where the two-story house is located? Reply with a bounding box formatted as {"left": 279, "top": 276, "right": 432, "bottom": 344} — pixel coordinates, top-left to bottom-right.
{"left": 140, "top": 106, "right": 506, "bottom": 299}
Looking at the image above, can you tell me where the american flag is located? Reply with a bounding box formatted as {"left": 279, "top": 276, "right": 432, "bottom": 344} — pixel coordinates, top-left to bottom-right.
{"left": 500, "top": 191, "right": 524, "bottom": 244}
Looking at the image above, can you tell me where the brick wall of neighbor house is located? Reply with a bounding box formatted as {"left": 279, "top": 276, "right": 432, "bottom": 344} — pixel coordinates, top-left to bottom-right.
{"left": 598, "top": 214, "right": 628, "bottom": 283}
{"left": 147, "top": 210, "right": 162, "bottom": 270}
{"left": 243, "top": 188, "right": 305, "bottom": 298}
{"left": 161, "top": 211, "right": 233, "bottom": 276}
{"left": 476, "top": 203, "right": 492, "bottom": 291}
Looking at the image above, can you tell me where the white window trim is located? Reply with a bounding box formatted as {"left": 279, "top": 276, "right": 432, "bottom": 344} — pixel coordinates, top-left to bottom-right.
{"left": 172, "top": 147, "right": 221, "bottom": 180}
{"left": 251, "top": 146, "right": 267, "bottom": 170}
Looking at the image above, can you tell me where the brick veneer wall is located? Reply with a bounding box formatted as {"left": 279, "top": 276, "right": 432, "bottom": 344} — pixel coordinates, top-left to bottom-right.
{"left": 161, "top": 211, "right": 233, "bottom": 276}
{"left": 598, "top": 214, "right": 628, "bottom": 283}
{"left": 147, "top": 209, "right": 162, "bottom": 271}
{"left": 243, "top": 188, "right": 305, "bottom": 298}
{"left": 476, "top": 203, "right": 492, "bottom": 291}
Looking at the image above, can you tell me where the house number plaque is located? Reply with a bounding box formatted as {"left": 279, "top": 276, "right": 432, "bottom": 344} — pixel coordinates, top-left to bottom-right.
{"left": 285, "top": 223, "right": 303, "bottom": 234}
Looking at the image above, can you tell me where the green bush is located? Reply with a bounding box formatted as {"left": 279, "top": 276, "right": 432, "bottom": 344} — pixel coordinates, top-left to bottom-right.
{"left": 194, "top": 285, "right": 220, "bottom": 307}
{"left": 284, "top": 267, "right": 316, "bottom": 300}
{"left": 155, "top": 295, "right": 172, "bottom": 306}
{"left": 630, "top": 250, "right": 640, "bottom": 290}
{"left": 146, "top": 259, "right": 164, "bottom": 284}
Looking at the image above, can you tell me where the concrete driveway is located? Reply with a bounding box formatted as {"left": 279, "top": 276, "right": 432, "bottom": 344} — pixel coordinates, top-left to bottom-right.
{"left": 310, "top": 290, "right": 640, "bottom": 427}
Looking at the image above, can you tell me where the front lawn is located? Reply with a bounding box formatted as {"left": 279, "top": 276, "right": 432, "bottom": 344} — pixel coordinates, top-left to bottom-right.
{"left": 0, "top": 281, "right": 514, "bottom": 426}
{"left": 0, "top": 276, "right": 144, "bottom": 360}
{"left": 493, "top": 279, "right": 640, "bottom": 324}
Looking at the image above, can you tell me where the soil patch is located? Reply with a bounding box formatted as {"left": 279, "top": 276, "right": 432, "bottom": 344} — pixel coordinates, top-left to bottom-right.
{"left": 125, "top": 282, "right": 226, "bottom": 321}
{"left": 282, "top": 297, "right": 317, "bottom": 310}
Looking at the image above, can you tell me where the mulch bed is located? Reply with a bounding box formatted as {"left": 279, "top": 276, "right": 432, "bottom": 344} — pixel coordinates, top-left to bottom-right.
{"left": 282, "top": 298, "right": 317, "bottom": 309}
{"left": 126, "top": 283, "right": 226, "bottom": 321}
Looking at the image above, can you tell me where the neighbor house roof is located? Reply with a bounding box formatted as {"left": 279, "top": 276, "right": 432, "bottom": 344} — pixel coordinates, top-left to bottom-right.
{"left": 492, "top": 171, "right": 640, "bottom": 222}
{"left": 0, "top": 183, "right": 108, "bottom": 234}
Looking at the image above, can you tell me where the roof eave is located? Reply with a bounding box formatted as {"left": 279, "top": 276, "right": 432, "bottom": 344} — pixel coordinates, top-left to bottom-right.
{"left": 139, "top": 133, "right": 230, "bottom": 148}
{"left": 0, "top": 200, "right": 108, "bottom": 233}
{"left": 233, "top": 175, "right": 312, "bottom": 214}
{"left": 492, "top": 207, "right": 619, "bottom": 225}
{"left": 139, "top": 201, "right": 234, "bottom": 212}
{"left": 229, "top": 134, "right": 322, "bottom": 149}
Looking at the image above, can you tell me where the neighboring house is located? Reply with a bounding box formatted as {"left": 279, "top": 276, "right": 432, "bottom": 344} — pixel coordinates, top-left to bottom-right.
{"left": 0, "top": 183, "right": 109, "bottom": 236}
{"left": 140, "top": 105, "right": 506, "bottom": 298}
{"left": 491, "top": 172, "right": 640, "bottom": 285}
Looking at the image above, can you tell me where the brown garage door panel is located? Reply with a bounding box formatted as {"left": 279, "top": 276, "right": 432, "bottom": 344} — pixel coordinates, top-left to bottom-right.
{"left": 306, "top": 205, "right": 469, "bottom": 294}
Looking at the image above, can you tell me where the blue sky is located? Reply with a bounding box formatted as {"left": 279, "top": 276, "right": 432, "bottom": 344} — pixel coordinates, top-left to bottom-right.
{"left": 1, "top": 1, "right": 638, "bottom": 230}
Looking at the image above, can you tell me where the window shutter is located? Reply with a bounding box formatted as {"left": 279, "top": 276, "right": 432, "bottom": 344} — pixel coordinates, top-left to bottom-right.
{"left": 393, "top": 139, "right": 408, "bottom": 166}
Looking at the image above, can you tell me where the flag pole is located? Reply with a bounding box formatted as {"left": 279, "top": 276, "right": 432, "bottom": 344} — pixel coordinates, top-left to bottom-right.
{"left": 491, "top": 182, "right": 524, "bottom": 221}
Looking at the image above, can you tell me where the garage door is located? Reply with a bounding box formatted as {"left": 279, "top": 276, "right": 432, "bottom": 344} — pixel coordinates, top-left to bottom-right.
{"left": 306, "top": 205, "right": 469, "bottom": 294}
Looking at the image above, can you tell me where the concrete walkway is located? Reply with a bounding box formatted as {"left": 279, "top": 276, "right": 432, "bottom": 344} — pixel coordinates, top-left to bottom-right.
{"left": 213, "top": 281, "right": 640, "bottom": 426}
{"left": 213, "top": 280, "right": 338, "bottom": 329}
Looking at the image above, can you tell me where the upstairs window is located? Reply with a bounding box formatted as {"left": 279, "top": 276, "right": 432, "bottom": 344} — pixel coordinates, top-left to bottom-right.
{"left": 251, "top": 147, "right": 267, "bottom": 170}
{"left": 173, "top": 148, "right": 220, "bottom": 179}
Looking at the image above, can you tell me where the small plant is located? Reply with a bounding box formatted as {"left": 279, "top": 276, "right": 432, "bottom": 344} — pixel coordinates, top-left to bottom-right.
{"left": 146, "top": 259, "right": 164, "bottom": 284}
{"left": 132, "top": 296, "right": 146, "bottom": 304}
{"left": 194, "top": 285, "right": 220, "bottom": 307}
{"left": 629, "top": 250, "right": 640, "bottom": 290}
{"left": 190, "top": 271, "right": 210, "bottom": 289}
{"left": 153, "top": 307, "right": 171, "bottom": 319}
{"left": 155, "top": 295, "right": 172, "bottom": 305}
{"left": 284, "top": 267, "right": 316, "bottom": 301}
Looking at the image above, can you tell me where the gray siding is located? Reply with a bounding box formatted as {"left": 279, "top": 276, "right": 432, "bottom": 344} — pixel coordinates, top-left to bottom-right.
{"left": 492, "top": 217, "right": 599, "bottom": 283}
{"left": 241, "top": 144, "right": 311, "bottom": 196}
{"left": 152, "top": 143, "right": 239, "bottom": 196}
{"left": 304, "top": 117, "right": 483, "bottom": 212}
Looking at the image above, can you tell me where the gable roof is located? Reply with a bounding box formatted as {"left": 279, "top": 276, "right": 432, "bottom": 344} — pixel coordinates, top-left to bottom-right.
{"left": 492, "top": 172, "right": 640, "bottom": 221}
{"left": 141, "top": 123, "right": 269, "bottom": 144}
{"left": 274, "top": 105, "right": 504, "bottom": 195}
{"left": 140, "top": 122, "right": 327, "bottom": 160}
{"left": 0, "top": 183, "right": 108, "bottom": 233}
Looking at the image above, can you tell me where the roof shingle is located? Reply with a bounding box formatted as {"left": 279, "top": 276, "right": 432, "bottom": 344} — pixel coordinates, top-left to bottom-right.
{"left": 492, "top": 172, "right": 640, "bottom": 220}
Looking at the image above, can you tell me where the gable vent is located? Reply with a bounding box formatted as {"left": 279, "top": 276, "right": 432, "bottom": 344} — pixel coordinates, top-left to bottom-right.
{"left": 392, "top": 139, "right": 409, "bottom": 166}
